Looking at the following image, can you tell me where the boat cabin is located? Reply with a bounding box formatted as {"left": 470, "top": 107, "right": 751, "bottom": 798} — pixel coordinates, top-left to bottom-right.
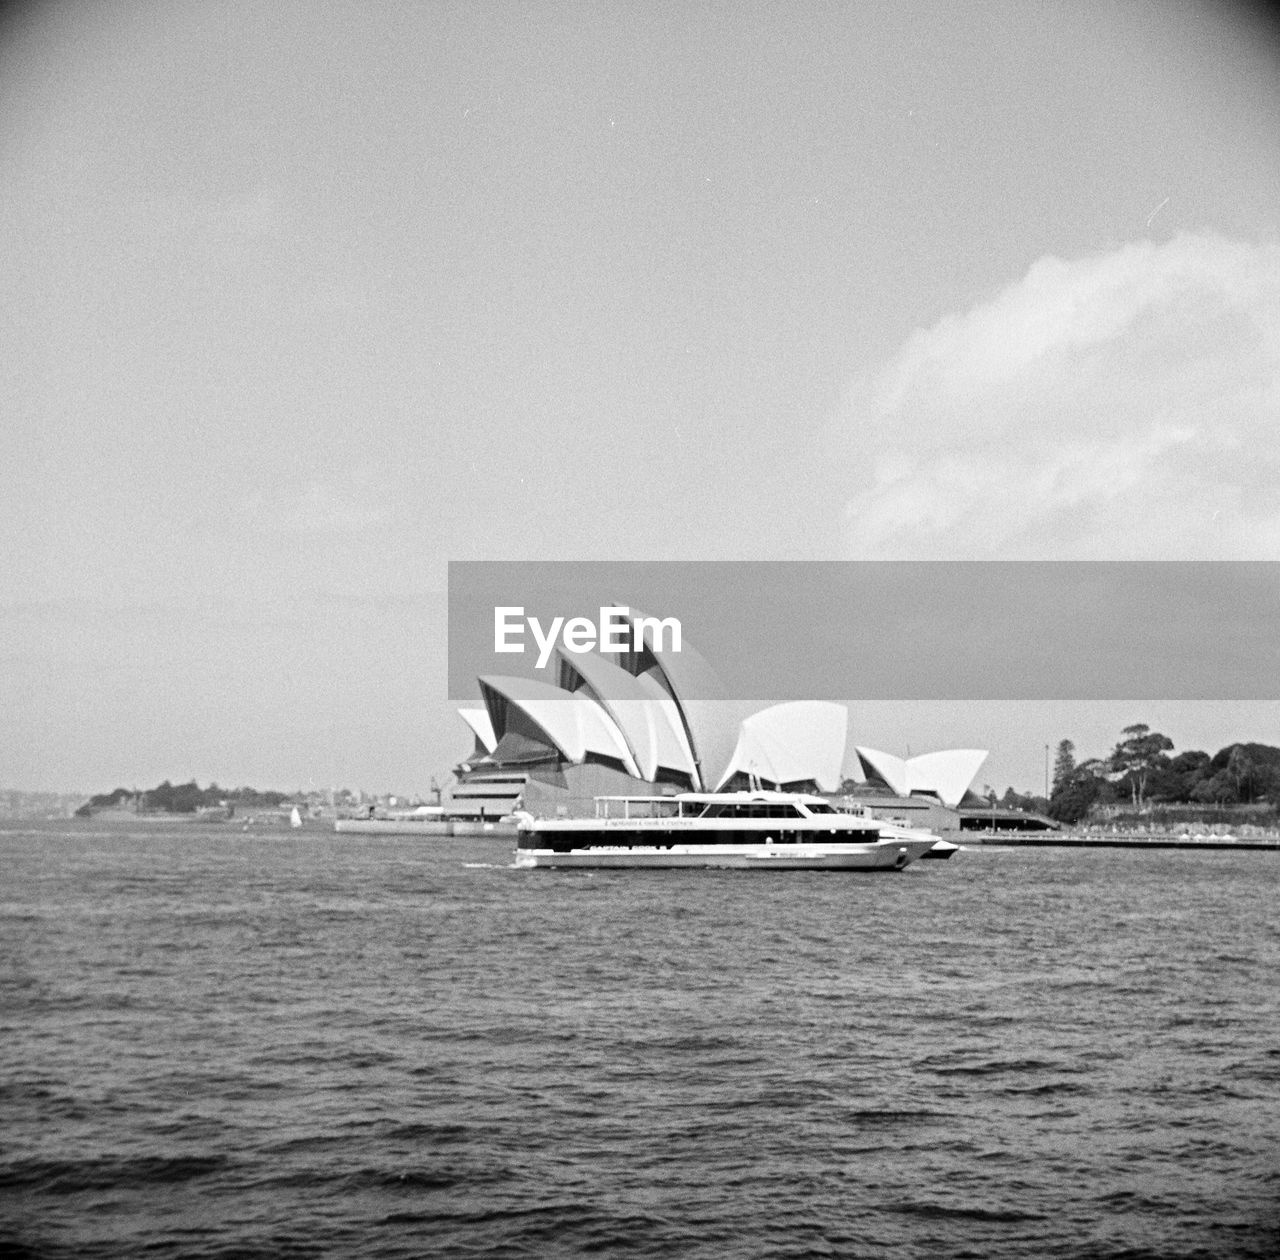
{"left": 592, "top": 791, "right": 844, "bottom": 821}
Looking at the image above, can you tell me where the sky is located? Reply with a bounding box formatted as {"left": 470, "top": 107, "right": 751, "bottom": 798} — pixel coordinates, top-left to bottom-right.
{"left": 2, "top": 0, "right": 1279, "bottom": 795}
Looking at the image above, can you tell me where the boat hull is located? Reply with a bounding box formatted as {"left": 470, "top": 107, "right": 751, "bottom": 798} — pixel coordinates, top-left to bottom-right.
{"left": 514, "top": 838, "right": 937, "bottom": 871}
{"left": 921, "top": 840, "right": 961, "bottom": 860}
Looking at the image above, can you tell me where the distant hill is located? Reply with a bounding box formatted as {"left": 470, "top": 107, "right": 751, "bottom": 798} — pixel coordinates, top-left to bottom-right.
{"left": 76, "top": 780, "right": 291, "bottom": 817}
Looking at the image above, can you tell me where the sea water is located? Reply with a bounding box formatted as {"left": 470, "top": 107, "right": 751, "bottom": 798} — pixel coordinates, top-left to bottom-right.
{"left": 2, "top": 820, "right": 1278, "bottom": 1259}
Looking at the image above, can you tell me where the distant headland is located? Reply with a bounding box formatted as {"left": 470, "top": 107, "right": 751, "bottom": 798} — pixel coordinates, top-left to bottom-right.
{"left": 69, "top": 781, "right": 425, "bottom": 822}
{"left": 76, "top": 782, "right": 290, "bottom": 817}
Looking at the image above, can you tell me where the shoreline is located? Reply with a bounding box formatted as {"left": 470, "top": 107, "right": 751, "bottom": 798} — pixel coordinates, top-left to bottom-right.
{"left": 968, "top": 832, "right": 1280, "bottom": 850}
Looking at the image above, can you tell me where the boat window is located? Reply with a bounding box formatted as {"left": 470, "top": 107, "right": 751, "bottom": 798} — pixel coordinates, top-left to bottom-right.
{"left": 695, "top": 801, "right": 821, "bottom": 819}
{"left": 703, "top": 802, "right": 776, "bottom": 819}
{"left": 804, "top": 802, "right": 837, "bottom": 814}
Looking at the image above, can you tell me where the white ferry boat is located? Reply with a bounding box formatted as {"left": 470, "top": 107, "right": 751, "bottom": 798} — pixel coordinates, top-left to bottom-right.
{"left": 512, "top": 790, "right": 944, "bottom": 871}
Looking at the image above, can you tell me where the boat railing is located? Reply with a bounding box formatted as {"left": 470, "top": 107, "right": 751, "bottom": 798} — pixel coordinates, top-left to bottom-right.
{"left": 594, "top": 796, "right": 684, "bottom": 821}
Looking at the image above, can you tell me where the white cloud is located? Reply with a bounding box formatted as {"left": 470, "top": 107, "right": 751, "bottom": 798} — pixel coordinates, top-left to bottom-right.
{"left": 837, "top": 233, "right": 1280, "bottom": 558}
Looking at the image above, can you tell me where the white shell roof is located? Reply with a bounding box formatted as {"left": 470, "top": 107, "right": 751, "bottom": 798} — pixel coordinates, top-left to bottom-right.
{"left": 716, "top": 701, "right": 848, "bottom": 792}
{"left": 854, "top": 746, "right": 988, "bottom": 808}
{"left": 855, "top": 747, "right": 910, "bottom": 796}
{"left": 478, "top": 675, "right": 641, "bottom": 778}
{"left": 906, "top": 749, "right": 989, "bottom": 806}
{"left": 457, "top": 707, "right": 497, "bottom": 754}
{"left": 623, "top": 609, "right": 738, "bottom": 791}
{"left": 557, "top": 649, "right": 699, "bottom": 785}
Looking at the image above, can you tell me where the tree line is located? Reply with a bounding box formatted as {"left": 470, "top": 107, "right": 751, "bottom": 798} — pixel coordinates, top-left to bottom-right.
{"left": 1047, "top": 726, "right": 1280, "bottom": 824}
{"left": 76, "top": 781, "right": 292, "bottom": 816}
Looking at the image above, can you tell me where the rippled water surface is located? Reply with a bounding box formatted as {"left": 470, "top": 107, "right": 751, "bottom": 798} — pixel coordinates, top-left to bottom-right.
{"left": 2, "top": 820, "right": 1279, "bottom": 1258}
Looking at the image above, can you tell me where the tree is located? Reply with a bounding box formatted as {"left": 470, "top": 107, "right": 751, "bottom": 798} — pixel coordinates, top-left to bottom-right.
{"left": 1164, "top": 750, "right": 1211, "bottom": 803}
{"left": 1001, "top": 786, "right": 1048, "bottom": 813}
{"left": 1227, "top": 745, "right": 1257, "bottom": 802}
{"left": 1191, "top": 769, "right": 1236, "bottom": 806}
{"left": 1051, "top": 739, "right": 1076, "bottom": 795}
{"left": 1109, "top": 724, "right": 1174, "bottom": 810}
{"left": 1218, "top": 744, "right": 1280, "bottom": 804}
{"left": 1204, "top": 743, "right": 1280, "bottom": 803}
{"left": 1048, "top": 764, "right": 1101, "bottom": 825}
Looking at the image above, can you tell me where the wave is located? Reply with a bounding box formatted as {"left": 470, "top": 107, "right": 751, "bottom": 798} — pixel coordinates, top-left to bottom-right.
{"left": 0, "top": 1154, "right": 229, "bottom": 1195}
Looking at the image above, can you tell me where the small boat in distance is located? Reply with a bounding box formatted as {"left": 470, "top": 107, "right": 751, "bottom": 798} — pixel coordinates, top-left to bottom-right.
{"left": 512, "top": 790, "right": 944, "bottom": 871}
{"left": 289, "top": 806, "right": 302, "bottom": 829}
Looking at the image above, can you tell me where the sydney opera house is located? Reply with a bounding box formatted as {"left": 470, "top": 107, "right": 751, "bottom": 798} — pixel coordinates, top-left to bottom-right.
{"left": 443, "top": 607, "right": 990, "bottom": 826}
